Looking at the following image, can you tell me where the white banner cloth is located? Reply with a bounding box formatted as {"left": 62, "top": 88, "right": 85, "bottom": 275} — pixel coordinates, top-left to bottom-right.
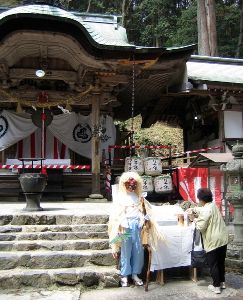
{"left": 49, "top": 113, "right": 116, "bottom": 159}
{"left": 0, "top": 110, "right": 116, "bottom": 159}
{"left": 0, "top": 110, "right": 37, "bottom": 151}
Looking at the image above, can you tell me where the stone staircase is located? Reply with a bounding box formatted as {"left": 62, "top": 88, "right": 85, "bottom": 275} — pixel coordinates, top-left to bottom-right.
{"left": 0, "top": 213, "right": 119, "bottom": 289}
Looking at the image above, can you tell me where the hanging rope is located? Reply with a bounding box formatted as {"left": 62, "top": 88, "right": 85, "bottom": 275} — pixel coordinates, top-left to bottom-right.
{"left": 130, "top": 54, "right": 135, "bottom": 147}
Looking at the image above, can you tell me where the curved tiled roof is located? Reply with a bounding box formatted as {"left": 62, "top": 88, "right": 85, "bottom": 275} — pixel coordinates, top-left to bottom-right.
{"left": 0, "top": 4, "right": 134, "bottom": 49}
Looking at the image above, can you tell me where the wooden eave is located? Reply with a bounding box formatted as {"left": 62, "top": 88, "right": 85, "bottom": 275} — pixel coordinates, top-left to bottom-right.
{"left": 0, "top": 5, "right": 196, "bottom": 121}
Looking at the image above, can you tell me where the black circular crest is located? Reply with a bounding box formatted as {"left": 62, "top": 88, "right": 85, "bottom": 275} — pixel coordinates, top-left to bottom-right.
{"left": 31, "top": 109, "right": 53, "bottom": 128}
{"left": 0, "top": 115, "right": 8, "bottom": 139}
{"left": 73, "top": 123, "right": 92, "bottom": 143}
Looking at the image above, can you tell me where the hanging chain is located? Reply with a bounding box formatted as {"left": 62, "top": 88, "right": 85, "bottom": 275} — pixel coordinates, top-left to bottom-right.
{"left": 130, "top": 54, "right": 135, "bottom": 146}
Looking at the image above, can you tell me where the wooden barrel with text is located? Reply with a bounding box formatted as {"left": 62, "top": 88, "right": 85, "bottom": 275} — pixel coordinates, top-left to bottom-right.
{"left": 144, "top": 157, "right": 162, "bottom": 176}
{"left": 154, "top": 174, "right": 173, "bottom": 193}
{"left": 142, "top": 175, "right": 154, "bottom": 192}
{"left": 124, "top": 157, "right": 144, "bottom": 175}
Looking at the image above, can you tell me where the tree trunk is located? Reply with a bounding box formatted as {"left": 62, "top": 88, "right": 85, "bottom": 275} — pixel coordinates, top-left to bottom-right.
{"left": 86, "top": 0, "right": 92, "bottom": 13}
{"left": 121, "top": 0, "right": 132, "bottom": 28}
{"left": 197, "top": 0, "right": 210, "bottom": 55}
{"left": 206, "top": 0, "right": 218, "bottom": 56}
{"left": 197, "top": 0, "right": 218, "bottom": 56}
{"left": 236, "top": 0, "right": 243, "bottom": 58}
{"left": 121, "top": 0, "right": 126, "bottom": 27}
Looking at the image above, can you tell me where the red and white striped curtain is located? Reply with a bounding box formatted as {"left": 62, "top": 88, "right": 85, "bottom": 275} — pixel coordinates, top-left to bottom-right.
{"left": 17, "top": 128, "right": 68, "bottom": 159}
{"left": 173, "top": 167, "right": 223, "bottom": 209}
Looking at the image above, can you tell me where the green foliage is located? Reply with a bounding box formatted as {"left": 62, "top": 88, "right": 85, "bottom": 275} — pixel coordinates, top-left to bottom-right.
{"left": 68, "top": 0, "right": 122, "bottom": 14}
{"left": 169, "top": 1, "right": 197, "bottom": 47}
{"left": 128, "top": 0, "right": 182, "bottom": 46}
{"left": 0, "top": 0, "right": 20, "bottom": 5}
{"left": 216, "top": 3, "right": 241, "bottom": 57}
{"left": 116, "top": 115, "right": 184, "bottom": 156}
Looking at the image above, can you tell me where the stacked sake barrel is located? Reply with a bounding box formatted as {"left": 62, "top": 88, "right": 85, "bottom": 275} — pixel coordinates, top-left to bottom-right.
{"left": 124, "top": 157, "right": 172, "bottom": 194}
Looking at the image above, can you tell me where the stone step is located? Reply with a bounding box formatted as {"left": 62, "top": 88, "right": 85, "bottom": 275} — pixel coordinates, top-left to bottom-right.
{"left": 0, "top": 208, "right": 117, "bottom": 291}
{"left": 0, "top": 224, "right": 108, "bottom": 233}
{"left": 0, "top": 214, "right": 109, "bottom": 226}
{"left": 0, "top": 239, "right": 109, "bottom": 251}
{"left": 0, "top": 249, "right": 115, "bottom": 270}
{"left": 0, "top": 231, "right": 108, "bottom": 241}
{"left": 0, "top": 266, "right": 119, "bottom": 289}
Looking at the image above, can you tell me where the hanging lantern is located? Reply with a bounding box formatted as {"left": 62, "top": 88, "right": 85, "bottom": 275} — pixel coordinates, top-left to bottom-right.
{"left": 154, "top": 174, "right": 173, "bottom": 193}
{"left": 124, "top": 157, "right": 144, "bottom": 175}
{"left": 144, "top": 157, "right": 162, "bottom": 176}
{"left": 142, "top": 175, "right": 154, "bottom": 193}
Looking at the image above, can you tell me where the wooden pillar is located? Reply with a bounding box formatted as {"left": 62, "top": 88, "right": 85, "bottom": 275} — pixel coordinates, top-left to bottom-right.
{"left": 89, "top": 93, "right": 104, "bottom": 199}
{"left": 1, "top": 150, "right": 4, "bottom": 164}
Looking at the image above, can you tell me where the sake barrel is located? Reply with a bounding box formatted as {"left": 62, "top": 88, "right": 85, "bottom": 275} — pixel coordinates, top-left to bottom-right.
{"left": 142, "top": 175, "right": 153, "bottom": 193}
{"left": 144, "top": 157, "right": 162, "bottom": 176}
{"left": 154, "top": 174, "right": 173, "bottom": 193}
{"left": 124, "top": 157, "right": 144, "bottom": 175}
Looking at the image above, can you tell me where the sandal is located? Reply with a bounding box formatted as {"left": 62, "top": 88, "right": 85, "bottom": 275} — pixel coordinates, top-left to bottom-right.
{"left": 121, "top": 276, "right": 128, "bottom": 287}
{"left": 132, "top": 275, "right": 143, "bottom": 286}
{"left": 133, "top": 278, "right": 143, "bottom": 286}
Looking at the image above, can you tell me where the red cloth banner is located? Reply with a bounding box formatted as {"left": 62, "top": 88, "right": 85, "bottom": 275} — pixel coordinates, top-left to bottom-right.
{"left": 173, "top": 167, "right": 222, "bottom": 209}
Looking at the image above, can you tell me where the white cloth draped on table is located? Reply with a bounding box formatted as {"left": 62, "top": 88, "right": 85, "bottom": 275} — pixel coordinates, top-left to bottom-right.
{"left": 150, "top": 225, "right": 195, "bottom": 271}
{"left": 0, "top": 110, "right": 116, "bottom": 159}
{"left": 150, "top": 204, "right": 203, "bottom": 271}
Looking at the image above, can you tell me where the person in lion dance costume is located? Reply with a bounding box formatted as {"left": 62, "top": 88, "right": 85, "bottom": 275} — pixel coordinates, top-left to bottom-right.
{"left": 108, "top": 171, "right": 165, "bottom": 288}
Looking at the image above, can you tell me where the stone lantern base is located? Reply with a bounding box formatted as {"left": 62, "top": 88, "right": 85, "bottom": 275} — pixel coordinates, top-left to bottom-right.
{"left": 226, "top": 242, "right": 243, "bottom": 274}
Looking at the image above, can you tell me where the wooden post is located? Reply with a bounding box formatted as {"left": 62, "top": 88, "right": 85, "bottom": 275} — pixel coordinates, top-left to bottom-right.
{"left": 156, "top": 270, "right": 165, "bottom": 285}
{"left": 186, "top": 152, "right": 190, "bottom": 165}
{"left": 1, "top": 150, "right": 4, "bottom": 164}
{"left": 89, "top": 93, "right": 104, "bottom": 199}
{"left": 208, "top": 161, "right": 211, "bottom": 188}
{"left": 191, "top": 267, "right": 198, "bottom": 282}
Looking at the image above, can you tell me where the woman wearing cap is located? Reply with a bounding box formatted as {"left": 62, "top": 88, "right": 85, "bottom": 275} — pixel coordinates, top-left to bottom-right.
{"left": 108, "top": 171, "right": 163, "bottom": 287}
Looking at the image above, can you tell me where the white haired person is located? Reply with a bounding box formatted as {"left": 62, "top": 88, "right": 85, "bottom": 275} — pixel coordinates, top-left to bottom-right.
{"left": 108, "top": 171, "right": 163, "bottom": 287}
